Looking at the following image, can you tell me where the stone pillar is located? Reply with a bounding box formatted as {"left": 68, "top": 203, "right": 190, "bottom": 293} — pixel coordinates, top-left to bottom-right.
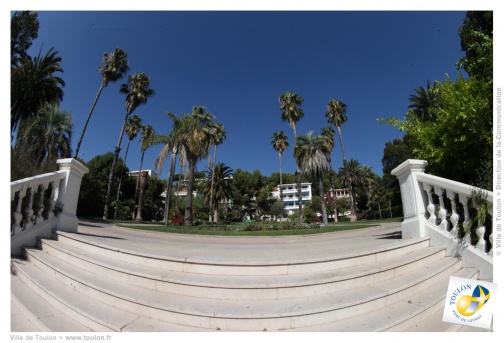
{"left": 55, "top": 158, "right": 89, "bottom": 232}
{"left": 391, "top": 159, "right": 428, "bottom": 239}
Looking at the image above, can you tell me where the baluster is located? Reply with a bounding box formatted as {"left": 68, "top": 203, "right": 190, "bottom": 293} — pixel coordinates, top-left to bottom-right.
{"left": 434, "top": 186, "right": 447, "bottom": 231}
{"left": 12, "top": 190, "right": 24, "bottom": 235}
{"left": 475, "top": 205, "right": 486, "bottom": 252}
{"left": 25, "top": 188, "right": 34, "bottom": 230}
{"left": 486, "top": 201, "right": 493, "bottom": 255}
{"left": 50, "top": 183, "right": 58, "bottom": 219}
{"left": 423, "top": 183, "right": 436, "bottom": 224}
{"left": 446, "top": 190, "right": 459, "bottom": 240}
{"left": 459, "top": 195, "right": 472, "bottom": 246}
{"left": 34, "top": 185, "right": 44, "bottom": 225}
{"left": 46, "top": 182, "right": 54, "bottom": 219}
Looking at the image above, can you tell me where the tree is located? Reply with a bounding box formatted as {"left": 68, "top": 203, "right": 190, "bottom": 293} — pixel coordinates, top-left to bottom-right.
{"left": 15, "top": 102, "right": 73, "bottom": 169}
{"left": 457, "top": 11, "right": 493, "bottom": 85}
{"left": 326, "top": 99, "right": 356, "bottom": 219}
{"left": 270, "top": 131, "right": 289, "bottom": 221}
{"left": 320, "top": 126, "right": 338, "bottom": 222}
{"left": 325, "top": 99, "right": 348, "bottom": 163}
{"left": 103, "top": 72, "right": 155, "bottom": 219}
{"left": 77, "top": 153, "right": 130, "bottom": 218}
{"left": 135, "top": 124, "right": 155, "bottom": 221}
{"left": 150, "top": 113, "right": 187, "bottom": 225}
{"left": 11, "top": 47, "right": 65, "bottom": 135}
{"left": 294, "top": 131, "right": 330, "bottom": 225}
{"left": 206, "top": 122, "right": 227, "bottom": 223}
{"left": 114, "top": 114, "right": 142, "bottom": 219}
{"left": 408, "top": 81, "right": 439, "bottom": 122}
{"left": 279, "top": 91, "right": 304, "bottom": 222}
{"left": 199, "top": 162, "right": 234, "bottom": 223}
{"left": 179, "top": 106, "right": 215, "bottom": 225}
{"left": 338, "top": 159, "right": 365, "bottom": 222}
{"left": 74, "top": 48, "right": 129, "bottom": 158}
{"left": 380, "top": 136, "right": 414, "bottom": 212}
{"left": 11, "top": 11, "right": 39, "bottom": 70}
{"left": 381, "top": 75, "right": 491, "bottom": 189}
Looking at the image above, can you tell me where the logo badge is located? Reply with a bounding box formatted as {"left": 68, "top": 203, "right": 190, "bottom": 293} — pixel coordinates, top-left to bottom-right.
{"left": 443, "top": 276, "right": 497, "bottom": 329}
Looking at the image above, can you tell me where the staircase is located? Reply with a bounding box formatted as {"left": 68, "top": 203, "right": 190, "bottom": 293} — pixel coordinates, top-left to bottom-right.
{"left": 11, "top": 221, "right": 489, "bottom": 332}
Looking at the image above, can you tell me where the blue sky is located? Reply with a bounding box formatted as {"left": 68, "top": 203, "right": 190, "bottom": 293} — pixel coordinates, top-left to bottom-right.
{"left": 7, "top": 7, "right": 488, "bottom": 179}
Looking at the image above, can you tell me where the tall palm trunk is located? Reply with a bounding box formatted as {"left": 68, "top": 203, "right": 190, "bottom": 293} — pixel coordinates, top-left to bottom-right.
{"left": 134, "top": 150, "right": 146, "bottom": 221}
{"left": 328, "top": 162, "right": 338, "bottom": 223}
{"left": 103, "top": 112, "right": 129, "bottom": 219}
{"left": 208, "top": 146, "right": 217, "bottom": 223}
{"left": 338, "top": 127, "right": 356, "bottom": 221}
{"left": 184, "top": 155, "right": 197, "bottom": 225}
{"left": 318, "top": 175, "right": 328, "bottom": 226}
{"left": 337, "top": 126, "right": 347, "bottom": 163}
{"left": 135, "top": 171, "right": 147, "bottom": 221}
{"left": 292, "top": 125, "right": 303, "bottom": 223}
{"left": 279, "top": 151, "right": 284, "bottom": 221}
{"left": 164, "top": 146, "right": 177, "bottom": 225}
{"left": 113, "top": 138, "right": 132, "bottom": 219}
{"left": 74, "top": 83, "right": 104, "bottom": 159}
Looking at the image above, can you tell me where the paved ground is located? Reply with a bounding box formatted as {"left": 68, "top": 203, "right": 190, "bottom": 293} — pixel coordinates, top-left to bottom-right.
{"left": 75, "top": 219, "right": 405, "bottom": 264}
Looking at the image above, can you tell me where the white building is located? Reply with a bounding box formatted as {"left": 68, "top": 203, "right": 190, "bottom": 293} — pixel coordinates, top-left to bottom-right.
{"left": 270, "top": 183, "right": 312, "bottom": 215}
{"left": 129, "top": 170, "right": 159, "bottom": 179}
{"left": 270, "top": 184, "right": 351, "bottom": 217}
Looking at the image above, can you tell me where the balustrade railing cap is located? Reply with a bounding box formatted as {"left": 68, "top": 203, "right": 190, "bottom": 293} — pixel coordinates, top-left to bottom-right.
{"left": 391, "top": 159, "right": 428, "bottom": 177}
{"left": 56, "top": 158, "right": 89, "bottom": 175}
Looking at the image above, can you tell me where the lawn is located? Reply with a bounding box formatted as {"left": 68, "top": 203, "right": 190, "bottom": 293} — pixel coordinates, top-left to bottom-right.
{"left": 116, "top": 217, "right": 403, "bottom": 237}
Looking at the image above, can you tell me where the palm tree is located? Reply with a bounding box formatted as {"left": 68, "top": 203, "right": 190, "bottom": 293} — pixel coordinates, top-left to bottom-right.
{"left": 103, "top": 72, "right": 155, "bottom": 219}
{"left": 369, "top": 184, "right": 384, "bottom": 220}
{"left": 325, "top": 99, "right": 348, "bottom": 163}
{"left": 320, "top": 126, "right": 338, "bottom": 222}
{"left": 149, "top": 113, "right": 187, "bottom": 225}
{"left": 205, "top": 122, "right": 227, "bottom": 223}
{"left": 279, "top": 91, "right": 304, "bottom": 222}
{"left": 270, "top": 131, "right": 289, "bottom": 221}
{"left": 135, "top": 124, "right": 155, "bottom": 221}
{"left": 199, "top": 162, "right": 234, "bottom": 223}
{"left": 294, "top": 131, "right": 330, "bottom": 225}
{"left": 113, "top": 114, "right": 142, "bottom": 219}
{"left": 180, "top": 106, "right": 215, "bottom": 225}
{"left": 74, "top": 48, "right": 129, "bottom": 158}
{"left": 338, "top": 159, "right": 365, "bottom": 222}
{"left": 408, "top": 80, "right": 439, "bottom": 122}
{"left": 15, "top": 101, "right": 72, "bottom": 167}
{"left": 11, "top": 47, "right": 65, "bottom": 135}
{"left": 360, "top": 166, "right": 378, "bottom": 206}
{"left": 326, "top": 99, "right": 355, "bottom": 219}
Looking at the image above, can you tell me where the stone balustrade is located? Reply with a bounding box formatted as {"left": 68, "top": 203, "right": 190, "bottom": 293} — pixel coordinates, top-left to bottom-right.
{"left": 11, "top": 158, "right": 88, "bottom": 256}
{"left": 392, "top": 159, "right": 493, "bottom": 279}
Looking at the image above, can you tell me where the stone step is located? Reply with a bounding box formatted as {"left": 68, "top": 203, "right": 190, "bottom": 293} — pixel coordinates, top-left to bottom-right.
{"left": 290, "top": 266, "right": 479, "bottom": 331}
{"left": 11, "top": 258, "right": 211, "bottom": 332}
{"left": 11, "top": 274, "right": 92, "bottom": 332}
{"left": 17, "top": 246, "right": 463, "bottom": 331}
{"left": 53, "top": 230, "right": 431, "bottom": 275}
{"left": 405, "top": 305, "right": 490, "bottom": 332}
{"left": 38, "top": 237, "right": 447, "bottom": 301}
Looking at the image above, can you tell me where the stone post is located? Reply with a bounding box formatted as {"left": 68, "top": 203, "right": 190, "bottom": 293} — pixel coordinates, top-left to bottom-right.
{"left": 391, "top": 159, "right": 428, "bottom": 239}
{"left": 55, "top": 158, "right": 89, "bottom": 232}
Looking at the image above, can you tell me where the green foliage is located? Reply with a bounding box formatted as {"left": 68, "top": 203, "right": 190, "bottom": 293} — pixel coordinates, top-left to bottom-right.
{"left": 77, "top": 153, "right": 130, "bottom": 218}
{"left": 379, "top": 136, "right": 414, "bottom": 211}
{"left": 11, "top": 47, "right": 65, "bottom": 134}
{"left": 14, "top": 102, "right": 73, "bottom": 171}
{"left": 457, "top": 11, "right": 493, "bottom": 85}
{"left": 11, "top": 11, "right": 39, "bottom": 68}
{"left": 380, "top": 75, "right": 491, "bottom": 188}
